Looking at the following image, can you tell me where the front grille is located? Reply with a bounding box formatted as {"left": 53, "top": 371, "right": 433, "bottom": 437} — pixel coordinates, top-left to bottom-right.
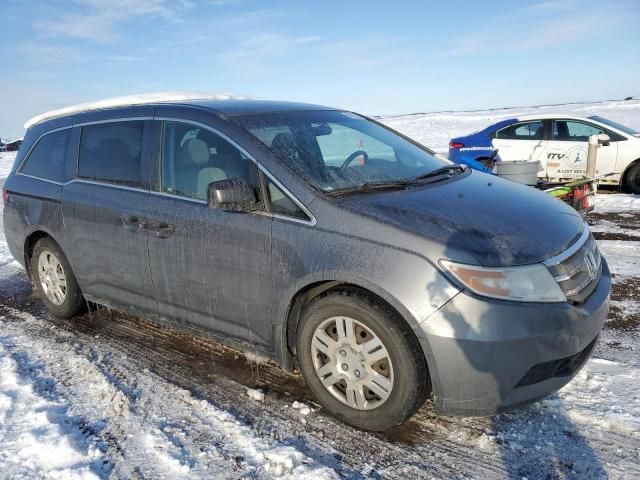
{"left": 545, "top": 227, "right": 602, "bottom": 304}
{"left": 515, "top": 337, "right": 597, "bottom": 388}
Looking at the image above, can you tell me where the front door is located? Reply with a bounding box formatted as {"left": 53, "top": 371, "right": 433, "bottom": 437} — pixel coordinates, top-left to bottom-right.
{"left": 62, "top": 120, "right": 156, "bottom": 314}
{"left": 492, "top": 120, "right": 547, "bottom": 166}
{"left": 146, "top": 120, "right": 273, "bottom": 348}
{"left": 545, "top": 119, "right": 618, "bottom": 180}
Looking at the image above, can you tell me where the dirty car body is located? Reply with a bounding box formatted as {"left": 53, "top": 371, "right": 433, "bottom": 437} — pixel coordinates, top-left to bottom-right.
{"left": 2, "top": 98, "right": 610, "bottom": 426}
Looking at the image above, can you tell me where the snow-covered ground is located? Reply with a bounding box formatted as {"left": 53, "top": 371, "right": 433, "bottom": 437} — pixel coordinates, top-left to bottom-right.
{"left": 379, "top": 97, "right": 640, "bottom": 153}
{"left": 1, "top": 152, "right": 18, "bottom": 269}
{"left": 1, "top": 99, "right": 640, "bottom": 479}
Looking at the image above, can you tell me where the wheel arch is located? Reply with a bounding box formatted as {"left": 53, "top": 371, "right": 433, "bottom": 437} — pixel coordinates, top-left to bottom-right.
{"left": 23, "top": 229, "right": 61, "bottom": 280}
{"left": 621, "top": 157, "right": 640, "bottom": 190}
{"left": 278, "top": 278, "right": 431, "bottom": 382}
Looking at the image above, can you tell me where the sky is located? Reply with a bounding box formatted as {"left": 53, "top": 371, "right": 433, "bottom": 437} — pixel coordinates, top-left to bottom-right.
{"left": 1, "top": 0, "right": 639, "bottom": 138}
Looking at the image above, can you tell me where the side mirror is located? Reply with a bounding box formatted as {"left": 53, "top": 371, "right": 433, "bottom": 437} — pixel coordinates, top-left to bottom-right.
{"left": 590, "top": 133, "right": 610, "bottom": 146}
{"left": 597, "top": 133, "right": 610, "bottom": 146}
{"left": 207, "top": 178, "right": 257, "bottom": 211}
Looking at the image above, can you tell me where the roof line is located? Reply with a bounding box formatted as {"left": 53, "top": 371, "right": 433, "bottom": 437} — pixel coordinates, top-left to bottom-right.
{"left": 24, "top": 91, "right": 258, "bottom": 129}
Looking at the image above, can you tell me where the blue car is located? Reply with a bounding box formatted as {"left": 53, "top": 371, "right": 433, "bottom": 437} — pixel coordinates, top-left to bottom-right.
{"left": 448, "top": 119, "right": 514, "bottom": 172}
{"left": 448, "top": 114, "right": 640, "bottom": 193}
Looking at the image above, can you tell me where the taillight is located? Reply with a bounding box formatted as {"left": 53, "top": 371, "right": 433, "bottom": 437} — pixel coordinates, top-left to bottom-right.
{"left": 2, "top": 188, "right": 7, "bottom": 206}
{"left": 449, "top": 141, "right": 464, "bottom": 149}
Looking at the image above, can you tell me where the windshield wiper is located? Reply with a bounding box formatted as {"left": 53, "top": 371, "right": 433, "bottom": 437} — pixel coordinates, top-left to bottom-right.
{"left": 412, "top": 164, "right": 467, "bottom": 182}
{"left": 326, "top": 180, "right": 409, "bottom": 196}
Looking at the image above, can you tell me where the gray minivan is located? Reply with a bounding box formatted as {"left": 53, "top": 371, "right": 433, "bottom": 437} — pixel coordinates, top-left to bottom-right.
{"left": 2, "top": 97, "right": 610, "bottom": 430}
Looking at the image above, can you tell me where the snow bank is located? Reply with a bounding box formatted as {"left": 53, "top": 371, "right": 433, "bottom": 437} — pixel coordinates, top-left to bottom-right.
{"left": 0, "top": 342, "right": 104, "bottom": 479}
{"left": 0, "top": 310, "right": 338, "bottom": 479}
{"left": 594, "top": 194, "right": 640, "bottom": 214}
{"left": 0, "top": 151, "right": 16, "bottom": 179}
{"left": 0, "top": 152, "right": 19, "bottom": 270}
{"left": 24, "top": 91, "right": 258, "bottom": 129}
{"left": 558, "top": 358, "right": 640, "bottom": 434}
{"left": 380, "top": 98, "right": 640, "bottom": 153}
{"left": 597, "top": 240, "right": 640, "bottom": 277}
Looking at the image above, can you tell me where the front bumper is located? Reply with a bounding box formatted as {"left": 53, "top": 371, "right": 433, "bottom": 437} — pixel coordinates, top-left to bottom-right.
{"left": 414, "top": 259, "right": 611, "bottom": 416}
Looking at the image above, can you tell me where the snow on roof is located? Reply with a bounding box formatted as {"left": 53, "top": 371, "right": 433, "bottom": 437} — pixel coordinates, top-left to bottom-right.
{"left": 24, "top": 91, "right": 257, "bottom": 129}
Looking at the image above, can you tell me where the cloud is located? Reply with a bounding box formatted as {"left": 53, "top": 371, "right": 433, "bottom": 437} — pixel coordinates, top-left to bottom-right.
{"left": 17, "top": 42, "right": 87, "bottom": 64}
{"left": 219, "top": 32, "right": 324, "bottom": 65}
{"left": 209, "top": 0, "right": 244, "bottom": 5}
{"left": 107, "top": 54, "right": 145, "bottom": 64}
{"left": 33, "top": 0, "right": 191, "bottom": 43}
{"left": 444, "top": 0, "right": 638, "bottom": 56}
{"left": 294, "top": 36, "right": 322, "bottom": 44}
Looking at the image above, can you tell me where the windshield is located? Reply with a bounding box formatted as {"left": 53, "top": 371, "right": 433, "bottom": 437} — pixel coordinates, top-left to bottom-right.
{"left": 589, "top": 116, "right": 639, "bottom": 136}
{"left": 232, "top": 110, "right": 448, "bottom": 192}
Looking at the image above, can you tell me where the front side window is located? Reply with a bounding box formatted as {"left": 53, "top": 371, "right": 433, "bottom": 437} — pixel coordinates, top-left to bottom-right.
{"left": 552, "top": 120, "right": 605, "bottom": 142}
{"left": 496, "top": 121, "right": 544, "bottom": 140}
{"left": 161, "top": 121, "right": 261, "bottom": 202}
{"left": 232, "top": 110, "right": 445, "bottom": 193}
{"left": 20, "top": 129, "right": 71, "bottom": 182}
{"left": 78, "top": 121, "right": 144, "bottom": 186}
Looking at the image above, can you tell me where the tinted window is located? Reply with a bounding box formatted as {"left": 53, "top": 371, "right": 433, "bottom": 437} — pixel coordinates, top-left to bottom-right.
{"left": 496, "top": 121, "right": 544, "bottom": 140}
{"left": 266, "top": 179, "right": 309, "bottom": 220}
{"left": 78, "top": 121, "right": 144, "bottom": 186}
{"left": 20, "top": 129, "right": 71, "bottom": 182}
{"left": 161, "top": 121, "right": 261, "bottom": 202}
{"left": 553, "top": 120, "right": 605, "bottom": 142}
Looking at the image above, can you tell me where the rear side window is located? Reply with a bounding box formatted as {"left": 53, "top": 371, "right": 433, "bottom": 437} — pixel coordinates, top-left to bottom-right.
{"left": 161, "top": 121, "right": 261, "bottom": 202}
{"left": 496, "top": 121, "right": 544, "bottom": 140}
{"left": 78, "top": 121, "right": 144, "bottom": 187}
{"left": 20, "top": 129, "right": 71, "bottom": 182}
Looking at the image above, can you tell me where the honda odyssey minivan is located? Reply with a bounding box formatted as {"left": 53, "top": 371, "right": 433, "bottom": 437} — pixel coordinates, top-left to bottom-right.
{"left": 2, "top": 95, "right": 610, "bottom": 431}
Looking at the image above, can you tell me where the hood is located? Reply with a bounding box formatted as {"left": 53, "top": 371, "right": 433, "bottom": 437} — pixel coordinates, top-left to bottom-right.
{"left": 336, "top": 170, "right": 584, "bottom": 267}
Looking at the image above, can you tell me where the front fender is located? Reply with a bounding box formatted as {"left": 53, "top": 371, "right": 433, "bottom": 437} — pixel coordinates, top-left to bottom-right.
{"left": 270, "top": 218, "right": 461, "bottom": 370}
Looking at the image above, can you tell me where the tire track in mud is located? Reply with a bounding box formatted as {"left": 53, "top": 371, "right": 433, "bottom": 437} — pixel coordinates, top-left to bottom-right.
{"left": 5, "top": 294, "right": 637, "bottom": 480}
{"left": 0, "top": 291, "right": 510, "bottom": 479}
{"left": 0, "top": 305, "right": 337, "bottom": 479}
{"left": 2, "top": 272, "right": 632, "bottom": 478}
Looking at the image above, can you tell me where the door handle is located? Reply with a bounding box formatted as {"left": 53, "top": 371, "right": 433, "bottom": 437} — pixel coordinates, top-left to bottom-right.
{"left": 121, "top": 215, "right": 148, "bottom": 231}
{"left": 151, "top": 222, "right": 176, "bottom": 239}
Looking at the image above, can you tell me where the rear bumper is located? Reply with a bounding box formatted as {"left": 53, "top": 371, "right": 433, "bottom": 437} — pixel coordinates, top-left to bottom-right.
{"left": 415, "top": 259, "right": 611, "bottom": 416}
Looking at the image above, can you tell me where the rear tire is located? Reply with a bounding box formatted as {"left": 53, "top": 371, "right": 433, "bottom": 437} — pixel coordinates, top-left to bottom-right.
{"left": 625, "top": 162, "right": 640, "bottom": 195}
{"left": 30, "top": 237, "right": 84, "bottom": 318}
{"left": 296, "top": 289, "right": 429, "bottom": 431}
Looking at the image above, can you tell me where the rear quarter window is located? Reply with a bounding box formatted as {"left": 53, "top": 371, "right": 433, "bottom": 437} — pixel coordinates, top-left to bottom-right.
{"left": 78, "top": 121, "right": 144, "bottom": 187}
{"left": 19, "top": 129, "right": 72, "bottom": 183}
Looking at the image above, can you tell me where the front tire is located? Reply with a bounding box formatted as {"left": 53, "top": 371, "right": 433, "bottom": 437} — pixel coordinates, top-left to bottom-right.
{"left": 625, "top": 162, "right": 640, "bottom": 195}
{"left": 30, "top": 237, "right": 84, "bottom": 318}
{"left": 296, "top": 289, "right": 429, "bottom": 431}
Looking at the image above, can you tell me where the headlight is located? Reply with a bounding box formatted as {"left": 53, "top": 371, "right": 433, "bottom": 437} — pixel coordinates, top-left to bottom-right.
{"left": 439, "top": 260, "right": 565, "bottom": 303}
